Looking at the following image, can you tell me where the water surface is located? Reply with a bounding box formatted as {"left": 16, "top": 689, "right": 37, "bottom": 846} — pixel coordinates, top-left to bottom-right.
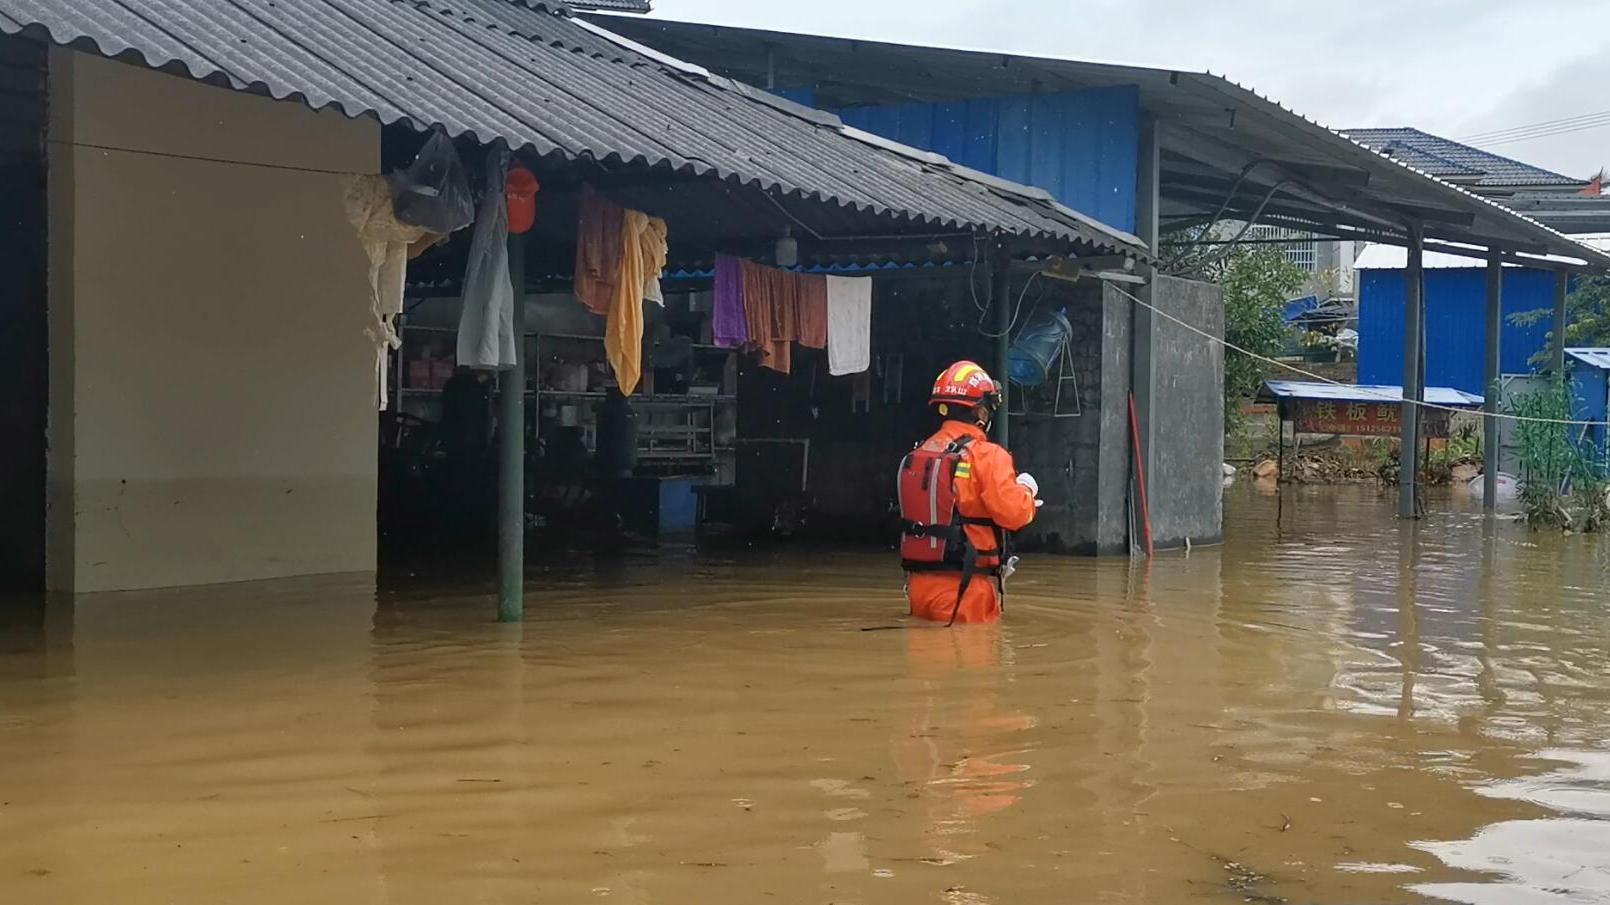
{"left": 2, "top": 487, "right": 1608, "bottom": 904}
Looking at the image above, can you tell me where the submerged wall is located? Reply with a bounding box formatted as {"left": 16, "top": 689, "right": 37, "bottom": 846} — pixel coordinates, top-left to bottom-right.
{"left": 1145, "top": 274, "right": 1225, "bottom": 549}
{"left": 47, "top": 51, "right": 381, "bottom": 592}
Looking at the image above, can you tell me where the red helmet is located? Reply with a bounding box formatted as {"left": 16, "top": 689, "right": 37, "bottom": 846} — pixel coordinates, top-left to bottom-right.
{"left": 930, "top": 360, "right": 1000, "bottom": 408}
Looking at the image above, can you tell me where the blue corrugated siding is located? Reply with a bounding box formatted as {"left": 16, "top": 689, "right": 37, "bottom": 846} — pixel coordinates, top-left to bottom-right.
{"left": 1358, "top": 268, "right": 1558, "bottom": 395}
{"left": 837, "top": 86, "right": 1140, "bottom": 232}
{"left": 1574, "top": 365, "right": 1608, "bottom": 473}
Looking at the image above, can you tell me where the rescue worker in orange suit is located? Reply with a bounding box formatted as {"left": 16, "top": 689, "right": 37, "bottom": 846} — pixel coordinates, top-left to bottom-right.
{"left": 900, "top": 361, "right": 1041, "bottom": 625}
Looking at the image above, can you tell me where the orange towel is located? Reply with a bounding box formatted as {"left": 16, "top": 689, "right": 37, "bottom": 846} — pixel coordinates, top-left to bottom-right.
{"left": 797, "top": 273, "right": 828, "bottom": 349}
{"left": 574, "top": 185, "right": 624, "bottom": 315}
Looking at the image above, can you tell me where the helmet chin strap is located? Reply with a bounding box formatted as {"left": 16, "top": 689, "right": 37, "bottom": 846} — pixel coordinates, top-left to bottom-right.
{"left": 974, "top": 392, "right": 1001, "bottom": 430}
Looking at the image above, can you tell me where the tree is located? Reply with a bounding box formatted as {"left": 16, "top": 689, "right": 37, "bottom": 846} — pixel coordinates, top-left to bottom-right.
{"left": 1216, "top": 246, "right": 1306, "bottom": 425}
{"left": 1510, "top": 275, "right": 1610, "bottom": 368}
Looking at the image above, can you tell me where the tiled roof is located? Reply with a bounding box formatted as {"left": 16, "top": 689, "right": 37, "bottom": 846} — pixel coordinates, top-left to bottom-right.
{"left": 0, "top": 0, "right": 1146, "bottom": 258}
{"left": 1344, "top": 127, "right": 1585, "bottom": 189}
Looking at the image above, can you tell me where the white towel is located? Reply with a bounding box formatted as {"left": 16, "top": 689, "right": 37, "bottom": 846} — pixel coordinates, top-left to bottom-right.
{"left": 826, "top": 275, "right": 872, "bottom": 376}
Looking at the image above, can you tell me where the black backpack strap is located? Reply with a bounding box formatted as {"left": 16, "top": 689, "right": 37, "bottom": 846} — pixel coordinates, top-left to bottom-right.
{"left": 946, "top": 541, "right": 979, "bottom": 627}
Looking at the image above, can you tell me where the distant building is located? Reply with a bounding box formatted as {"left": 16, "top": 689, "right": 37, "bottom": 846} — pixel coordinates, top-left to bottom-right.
{"left": 1354, "top": 236, "right": 1610, "bottom": 395}
{"left": 1345, "top": 127, "right": 1610, "bottom": 233}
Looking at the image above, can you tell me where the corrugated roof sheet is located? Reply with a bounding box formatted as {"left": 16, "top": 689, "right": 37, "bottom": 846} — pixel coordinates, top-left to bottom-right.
{"left": 1262, "top": 380, "right": 1484, "bottom": 407}
{"left": 1568, "top": 348, "right": 1610, "bottom": 371}
{"left": 591, "top": 17, "right": 1610, "bottom": 270}
{"left": 1354, "top": 234, "right": 1610, "bottom": 270}
{"left": 0, "top": 0, "right": 1145, "bottom": 259}
{"left": 1344, "top": 128, "right": 1585, "bottom": 189}
{"left": 569, "top": 0, "right": 650, "bottom": 11}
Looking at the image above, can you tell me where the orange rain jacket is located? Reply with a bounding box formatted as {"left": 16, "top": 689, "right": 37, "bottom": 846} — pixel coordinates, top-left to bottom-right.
{"left": 905, "top": 420, "right": 1038, "bottom": 624}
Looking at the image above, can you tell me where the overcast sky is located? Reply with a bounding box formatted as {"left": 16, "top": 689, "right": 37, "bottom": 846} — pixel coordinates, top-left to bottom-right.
{"left": 643, "top": 0, "right": 1610, "bottom": 179}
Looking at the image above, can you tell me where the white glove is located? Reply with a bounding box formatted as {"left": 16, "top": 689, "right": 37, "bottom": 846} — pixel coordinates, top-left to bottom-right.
{"left": 1016, "top": 473, "right": 1040, "bottom": 498}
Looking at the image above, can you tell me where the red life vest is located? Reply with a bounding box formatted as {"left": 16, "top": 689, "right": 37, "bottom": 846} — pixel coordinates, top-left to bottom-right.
{"left": 898, "top": 436, "right": 1004, "bottom": 575}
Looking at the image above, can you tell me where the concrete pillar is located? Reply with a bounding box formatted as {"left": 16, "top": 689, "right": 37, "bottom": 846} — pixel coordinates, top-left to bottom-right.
{"left": 1130, "top": 116, "right": 1162, "bottom": 543}
{"left": 498, "top": 232, "right": 527, "bottom": 623}
{"left": 1399, "top": 226, "right": 1425, "bottom": 519}
{"left": 1483, "top": 253, "right": 1502, "bottom": 513}
{"left": 1552, "top": 270, "right": 1569, "bottom": 375}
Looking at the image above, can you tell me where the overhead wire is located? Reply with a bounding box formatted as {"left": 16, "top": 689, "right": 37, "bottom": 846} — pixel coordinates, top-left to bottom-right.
{"left": 1460, "top": 108, "right": 1610, "bottom": 144}
{"left": 1107, "top": 282, "right": 1608, "bottom": 428}
{"left": 49, "top": 137, "right": 371, "bottom": 177}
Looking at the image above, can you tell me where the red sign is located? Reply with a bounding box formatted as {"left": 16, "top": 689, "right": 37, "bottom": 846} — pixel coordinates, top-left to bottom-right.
{"left": 1291, "top": 400, "right": 1449, "bottom": 438}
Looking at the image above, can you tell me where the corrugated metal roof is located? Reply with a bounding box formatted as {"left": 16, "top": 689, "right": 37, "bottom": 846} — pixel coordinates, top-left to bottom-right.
{"left": 569, "top": 0, "right": 649, "bottom": 11}
{"left": 1344, "top": 128, "right": 1585, "bottom": 189}
{"left": 0, "top": 0, "right": 1145, "bottom": 259}
{"left": 588, "top": 17, "right": 1610, "bottom": 270}
{"left": 1355, "top": 234, "right": 1610, "bottom": 270}
{"left": 1568, "top": 349, "right": 1610, "bottom": 371}
{"left": 1262, "top": 380, "right": 1484, "bottom": 407}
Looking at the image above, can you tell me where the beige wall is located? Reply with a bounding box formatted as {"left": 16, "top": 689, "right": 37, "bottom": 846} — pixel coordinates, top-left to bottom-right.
{"left": 47, "top": 51, "right": 382, "bottom": 592}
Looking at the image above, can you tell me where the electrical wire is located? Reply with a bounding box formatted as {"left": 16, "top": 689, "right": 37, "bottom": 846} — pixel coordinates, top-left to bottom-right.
{"left": 1473, "top": 120, "right": 1610, "bottom": 149}
{"left": 977, "top": 269, "right": 1044, "bottom": 340}
{"left": 1108, "top": 282, "right": 1609, "bottom": 428}
{"left": 1460, "top": 108, "right": 1610, "bottom": 144}
{"left": 49, "top": 138, "right": 370, "bottom": 177}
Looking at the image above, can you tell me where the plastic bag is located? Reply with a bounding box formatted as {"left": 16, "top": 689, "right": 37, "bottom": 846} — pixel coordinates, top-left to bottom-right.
{"left": 389, "top": 131, "right": 475, "bottom": 234}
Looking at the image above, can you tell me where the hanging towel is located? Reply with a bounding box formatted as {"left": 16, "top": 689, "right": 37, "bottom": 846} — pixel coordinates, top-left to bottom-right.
{"left": 797, "top": 273, "right": 829, "bottom": 349}
{"left": 575, "top": 184, "right": 624, "bottom": 315}
{"left": 712, "top": 255, "right": 748, "bottom": 348}
{"left": 742, "top": 259, "right": 795, "bottom": 374}
{"left": 606, "top": 209, "right": 668, "bottom": 395}
{"left": 346, "top": 174, "right": 429, "bottom": 411}
{"left": 641, "top": 216, "right": 669, "bottom": 306}
{"left": 457, "top": 148, "right": 518, "bottom": 371}
{"left": 826, "top": 275, "right": 872, "bottom": 376}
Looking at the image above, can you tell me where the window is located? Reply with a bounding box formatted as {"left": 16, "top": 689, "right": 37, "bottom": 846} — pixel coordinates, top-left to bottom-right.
{"left": 1244, "top": 224, "right": 1318, "bottom": 272}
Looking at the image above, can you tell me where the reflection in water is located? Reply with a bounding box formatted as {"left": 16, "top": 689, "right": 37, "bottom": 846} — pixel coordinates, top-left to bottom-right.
{"left": 0, "top": 487, "right": 1607, "bottom": 904}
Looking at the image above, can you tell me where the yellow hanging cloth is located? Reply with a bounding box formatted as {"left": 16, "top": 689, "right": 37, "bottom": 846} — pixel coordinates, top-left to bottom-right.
{"left": 605, "top": 210, "right": 668, "bottom": 395}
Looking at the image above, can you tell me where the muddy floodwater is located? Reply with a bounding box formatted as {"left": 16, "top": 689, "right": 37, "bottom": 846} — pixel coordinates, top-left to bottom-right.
{"left": 3, "top": 487, "right": 1610, "bottom": 904}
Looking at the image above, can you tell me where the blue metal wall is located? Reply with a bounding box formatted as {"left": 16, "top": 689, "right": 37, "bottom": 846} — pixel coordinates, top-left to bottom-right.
{"left": 1574, "top": 364, "right": 1608, "bottom": 473}
{"left": 836, "top": 86, "right": 1141, "bottom": 233}
{"left": 1358, "top": 267, "right": 1557, "bottom": 394}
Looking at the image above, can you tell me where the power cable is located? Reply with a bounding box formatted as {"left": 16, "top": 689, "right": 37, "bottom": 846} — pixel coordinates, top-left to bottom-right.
{"left": 1108, "top": 282, "right": 1608, "bottom": 428}
{"left": 49, "top": 137, "right": 370, "bottom": 177}
{"left": 1460, "top": 108, "right": 1610, "bottom": 143}
{"left": 1472, "top": 119, "right": 1610, "bottom": 149}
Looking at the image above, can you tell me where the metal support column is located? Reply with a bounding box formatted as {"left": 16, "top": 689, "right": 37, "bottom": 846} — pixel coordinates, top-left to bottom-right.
{"left": 1399, "top": 225, "right": 1425, "bottom": 519}
{"left": 992, "top": 238, "right": 1012, "bottom": 447}
{"left": 1483, "top": 252, "right": 1502, "bottom": 512}
{"left": 497, "top": 230, "right": 527, "bottom": 623}
{"left": 1552, "top": 270, "right": 1569, "bottom": 375}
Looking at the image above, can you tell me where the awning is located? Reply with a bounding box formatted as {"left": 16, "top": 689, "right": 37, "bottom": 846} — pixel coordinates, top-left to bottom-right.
{"left": 1260, "top": 380, "right": 1484, "bottom": 408}
{"left": 0, "top": 0, "right": 1149, "bottom": 263}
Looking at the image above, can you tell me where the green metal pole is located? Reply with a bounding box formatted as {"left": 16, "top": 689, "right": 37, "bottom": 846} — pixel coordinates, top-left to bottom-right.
{"left": 498, "top": 230, "right": 527, "bottom": 623}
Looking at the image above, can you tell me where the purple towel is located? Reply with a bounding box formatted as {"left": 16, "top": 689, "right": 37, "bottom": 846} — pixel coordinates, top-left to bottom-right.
{"left": 713, "top": 254, "right": 749, "bottom": 348}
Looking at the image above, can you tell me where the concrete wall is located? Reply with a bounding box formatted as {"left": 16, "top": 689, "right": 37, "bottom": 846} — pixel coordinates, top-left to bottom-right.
{"left": 1013, "top": 280, "right": 1132, "bottom": 555}
{"left": 47, "top": 51, "right": 381, "bottom": 592}
{"left": 1145, "top": 274, "right": 1224, "bottom": 549}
